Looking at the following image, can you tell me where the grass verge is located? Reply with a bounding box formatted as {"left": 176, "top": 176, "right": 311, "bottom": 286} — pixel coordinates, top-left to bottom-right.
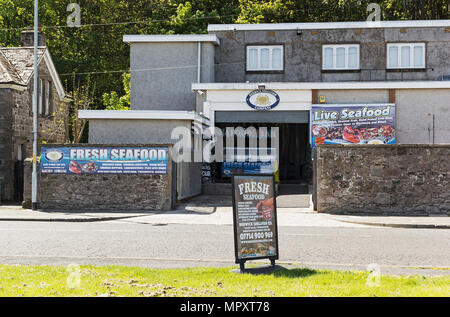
{"left": 0, "top": 264, "right": 448, "bottom": 297}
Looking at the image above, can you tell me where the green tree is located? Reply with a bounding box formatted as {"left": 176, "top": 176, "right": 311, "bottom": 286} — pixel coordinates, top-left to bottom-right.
{"left": 68, "top": 75, "right": 95, "bottom": 143}
{"left": 102, "top": 73, "right": 130, "bottom": 110}
{"left": 236, "top": 0, "right": 449, "bottom": 23}
{"left": 1, "top": 0, "right": 448, "bottom": 112}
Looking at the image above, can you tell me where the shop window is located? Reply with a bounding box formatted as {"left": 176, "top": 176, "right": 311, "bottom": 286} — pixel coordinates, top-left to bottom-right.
{"left": 387, "top": 43, "right": 425, "bottom": 69}
{"left": 246, "top": 45, "right": 283, "bottom": 71}
{"left": 322, "top": 44, "right": 360, "bottom": 70}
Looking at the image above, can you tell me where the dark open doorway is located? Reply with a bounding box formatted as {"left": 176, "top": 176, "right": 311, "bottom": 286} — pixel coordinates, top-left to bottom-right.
{"left": 278, "top": 123, "right": 311, "bottom": 183}
{"left": 212, "top": 122, "right": 311, "bottom": 186}
{"left": 13, "top": 161, "right": 24, "bottom": 202}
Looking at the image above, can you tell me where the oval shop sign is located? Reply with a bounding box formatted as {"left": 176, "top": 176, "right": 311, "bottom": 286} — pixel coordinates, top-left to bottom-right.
{"left": 246, "top": 89, "right": 280, "bottom": 111}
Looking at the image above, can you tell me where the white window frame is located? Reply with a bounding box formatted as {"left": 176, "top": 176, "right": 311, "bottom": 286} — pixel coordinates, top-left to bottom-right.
{"left": 322, "top": 44, "right": 360, "bottom": 70}
{"left": 17, "top": 144, "right": 22, "bottom": 161}
{"left": 44, "top": 80, "right": 50, "bottom": 115}
{"left": 386, "top": 43, "right": 426, "bottom": 69}
{"left": 246, "top": 45, "right": 284, "bottom": 71}
{"left": 38, "top": 78, "right": 43, "bottom": 115}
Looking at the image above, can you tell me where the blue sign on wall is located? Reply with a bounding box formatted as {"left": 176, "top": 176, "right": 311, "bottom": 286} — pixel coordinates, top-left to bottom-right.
{"left": 311, "top": 104, "right": 396, "bottom": 148}
{"left": 222, "top": 161, "right": 275, "bottom": 177}
{"left": 40, "top": 147, "right": 169, "bottom": 174}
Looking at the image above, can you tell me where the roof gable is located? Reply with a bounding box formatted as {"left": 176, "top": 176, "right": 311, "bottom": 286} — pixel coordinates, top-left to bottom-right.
{"left": 0, "top": 49, "right": 25, "bottom": 84}
{"left": 0, "top": 47, "right": 45, "bottom": 85}
{"left": 0, "top": 47, "right": 65, "bottom": 99}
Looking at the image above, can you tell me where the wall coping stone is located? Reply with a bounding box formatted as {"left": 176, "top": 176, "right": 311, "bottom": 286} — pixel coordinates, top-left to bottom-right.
{"left": 317, "top": 144, "right": 450, "bottom": 149}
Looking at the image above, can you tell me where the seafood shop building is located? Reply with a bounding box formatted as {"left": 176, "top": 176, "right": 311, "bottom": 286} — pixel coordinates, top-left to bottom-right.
{"left": 79, "top": 20, "right": 450, "bottom": 200}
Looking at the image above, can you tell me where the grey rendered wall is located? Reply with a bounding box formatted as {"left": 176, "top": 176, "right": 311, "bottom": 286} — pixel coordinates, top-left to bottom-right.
{"left": 316, "top": 89, "right": 389, "bottom": 104}
{"left": 395, "top": 89, "right": 450, "bottom": 144}
{"left": 88, "top": 119, "right": 191, "bottom": 144}
{"left": 88, "top": 119, "right": 201, "bottom": 200}
{"left": 212, "top": 27, "right": 450, "bottom": 83}
{"left": 130, "top": 42, "right": 215, "bottom": 111}
{"left": 201, "top": 43, "right": 215, "bottom": 84}
{"left": 384, "top": 27, "right": 450, "bottom": 81}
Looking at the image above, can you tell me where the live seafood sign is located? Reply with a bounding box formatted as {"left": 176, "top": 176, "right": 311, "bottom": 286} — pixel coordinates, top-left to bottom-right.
{"left": 232, "top": 174, "right": 279, "bottom": 263}
{"left": 311, "top": 104, "right": 396, "bottom": 148}
{"left": 40, "top": 146, "right": 169, "bottom": 174}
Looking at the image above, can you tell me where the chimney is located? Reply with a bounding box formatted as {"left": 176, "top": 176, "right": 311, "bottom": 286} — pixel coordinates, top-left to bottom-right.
{"left": 20, "top": 29, "right": 47, "bottom": 47}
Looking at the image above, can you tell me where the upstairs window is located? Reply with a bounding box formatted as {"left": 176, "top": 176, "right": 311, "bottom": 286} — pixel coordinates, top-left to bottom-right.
{"left": 44, "top": 80, "right": 52, "bottom": 116}
{"left": 38, "top": 78, "right": 43, "bottom": 115}
{"left": 38, "top": 79, "right": 53, "bottom": 116}
{"left": 322, "top": 44, "right": 360, "bottom": 70}
{"left": 246, "top": 45, "right": 283, "bottom": 71}
{"left": 387, "top": 43, "right": 425, "bottom": 69}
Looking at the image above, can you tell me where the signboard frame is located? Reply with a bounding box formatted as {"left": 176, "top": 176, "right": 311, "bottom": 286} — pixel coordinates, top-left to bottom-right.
{"left": 231, "top": 173, "right": 279, "bottom": 270}
{"left": 246, "top": 89, "right": 280, "bottom": 111}
{"left": 40, "top": 146, "right": 169, "bottom": 175}
{"left": 309, "top": 103, "right": 396, "bottom": 147}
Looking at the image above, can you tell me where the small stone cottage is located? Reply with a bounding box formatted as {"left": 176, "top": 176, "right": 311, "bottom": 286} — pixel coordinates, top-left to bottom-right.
{"left": 0, "top": 31, "right": 69, "bottom": 202}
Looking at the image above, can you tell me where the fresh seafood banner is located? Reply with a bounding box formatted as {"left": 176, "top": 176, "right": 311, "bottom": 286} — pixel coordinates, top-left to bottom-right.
{"left": 222, "top": 161, "right": 275, "bottom": 177}
{"left": 311, "top": 104, "right": 396, "bottom": 148}
{"left": 232, "top": 174, "right": 279, "bottom": 262}
{"left": 40, "top": 147, "right": 169, "bottom": 174}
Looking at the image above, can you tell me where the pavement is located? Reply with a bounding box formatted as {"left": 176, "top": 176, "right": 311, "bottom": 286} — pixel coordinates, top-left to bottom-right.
{"left": 0, "top": 205, "right": 155, "bottom": 222}
{"left": 326, "top": 214, "right": 450, "bottom": 229}
{"left": 0, "top": 197, "right": 449, "bottom": 229}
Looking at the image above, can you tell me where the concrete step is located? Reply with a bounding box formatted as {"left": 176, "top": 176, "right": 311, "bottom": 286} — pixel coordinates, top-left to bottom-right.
{"left": 278, "top": 183, "right": 310, "bottom": 195}
{"left": 202, "top": 183, "right": 232, "bottom": 195}
{"left": 201, "top": 182, "right": 310, "bottom": 195}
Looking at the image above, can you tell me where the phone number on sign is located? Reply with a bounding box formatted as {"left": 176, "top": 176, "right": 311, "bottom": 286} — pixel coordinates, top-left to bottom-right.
{"left": 240, "top": 231, "right": 273, "bottom": 240}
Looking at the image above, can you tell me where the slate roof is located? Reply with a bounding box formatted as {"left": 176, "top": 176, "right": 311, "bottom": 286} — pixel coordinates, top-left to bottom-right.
{"left": 0, "top": 47, "right": 46, "bottom": 85}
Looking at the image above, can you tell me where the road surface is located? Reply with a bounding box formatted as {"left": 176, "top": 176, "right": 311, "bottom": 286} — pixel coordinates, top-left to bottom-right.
{"left": 0, "top": 220, "right": 448, "bottom": 275}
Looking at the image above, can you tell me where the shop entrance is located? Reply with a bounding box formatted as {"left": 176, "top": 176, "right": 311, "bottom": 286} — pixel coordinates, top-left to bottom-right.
{"left": 278, "top": 123, "right": 310, "bottom": 183}
{"left": 211, "top": 110, "right": 312, "bottom": 188}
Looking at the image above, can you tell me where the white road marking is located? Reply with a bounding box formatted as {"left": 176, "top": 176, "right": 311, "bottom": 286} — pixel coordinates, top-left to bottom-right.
{"left": 207, "top": 231, "right": 372, "bottom": 238}
{"left": 0, "top": 227, "right": 372, "bottom": 237}
{"left": 0, "top": 228, "right": 134, "bottom": 233}
{"left": 0, "top": 254, "right": 447, "bottom": 271}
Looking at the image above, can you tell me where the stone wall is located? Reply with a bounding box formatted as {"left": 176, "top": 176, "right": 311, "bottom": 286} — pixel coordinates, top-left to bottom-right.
{"left": 0, "top": 88, "right": 13, "bottom": 201}
{"left": 0, "top": 63, "right": 68, "bottom": 202}
{"left": 23, "top": 144, "right": 174, "bottom": 211}
{"left": 316, "top": 144, "right": 450, "bottom": 215}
